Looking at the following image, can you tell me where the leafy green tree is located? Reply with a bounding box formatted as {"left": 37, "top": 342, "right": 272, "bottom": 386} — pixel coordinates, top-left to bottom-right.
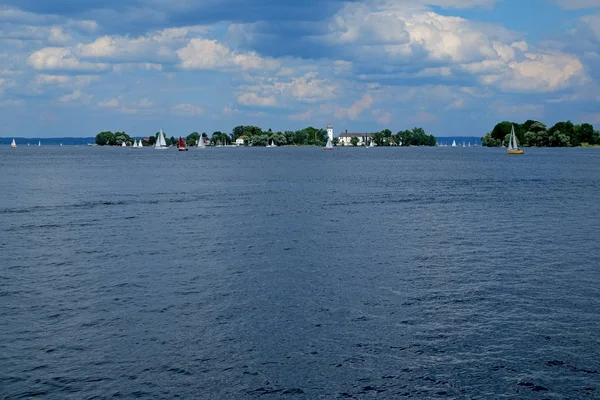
{"left": 397, "top": 130, "right": 412, "bottom": 146}
{"left": 491, "top": 121, "right": 514, "bottom": 142}
{"left": 549, "top": 121, "right": 576, "bottom": 146}
{"left": 372, "top": 131, "right": 385, "bottom": 146}
{"left": 95, "top": 131, "right": 115, "bottom": 146}
{"left": 350, "top": 136, "right": 359, "bottom": 146}
{"left": 578, "top": 123, "right": 596, "bottom": 144}
{"left": 250, "top": 134, "right": 269, "bottom": 146}
{"left": 114, "top": 131, "right": 131, "bottom": 146}
{"left": 481, "top": 133, "right": 500, "bottom": 147}
{"left": 186, "top": 132, "right": 200, "bottom": 147}
{"left": 332, "top": 137, "right": 339, "bottom": 146}
{"left": 232, "top": 126, "right": 244, "bottom": 140}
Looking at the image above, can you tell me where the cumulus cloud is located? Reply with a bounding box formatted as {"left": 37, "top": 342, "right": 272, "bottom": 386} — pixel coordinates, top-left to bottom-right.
{"left": 28, "top": 47, "right": 108, "bottom": 72}
{"left": 57, "top": 89, "right": 92, "bottom": 103}
{"left": 237, "top": 92, "right": 278, "bottom": 106}
{"left": 177, "top": 38, "right": 278, "bottom": 70}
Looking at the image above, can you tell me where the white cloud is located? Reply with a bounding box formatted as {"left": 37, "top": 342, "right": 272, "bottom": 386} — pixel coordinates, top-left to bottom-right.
{"left": 321, "top": 2, "right": 589, "bottom": 92}
{"left": 48, "top": 27, "right": 71, "bottom": 44}
{"left": 346, "top": 93, "right": 373, "bottom": 120}
{"left": 34, "top": 74, "right": 70, "bottom": 85}
{"left": 237, "top": 92, "right": 278, "bottom": 106}
{"left": 482, "top": 52, "right": 587, "bottom": 92}
{"left": 236, "top": 72, "right": 337, "bottom": 108}
{"left": 57, "top": 89, "right": 92, "bottom": 104}
{"left": 171, "top": 103, "right": 204, "bottom": 116}
{"left": 79, "top": 27, "right": 199, "bottom": 63}
{"left": 177, "top": 38, "right": 278, "bottom": 70}
{"left": 28, "top": 47, "right": 108, "bottom": 72}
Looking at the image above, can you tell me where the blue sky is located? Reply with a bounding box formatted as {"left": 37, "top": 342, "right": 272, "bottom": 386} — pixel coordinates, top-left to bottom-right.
{"left": 1, "top": 0, "right": 600, "bottom": 138}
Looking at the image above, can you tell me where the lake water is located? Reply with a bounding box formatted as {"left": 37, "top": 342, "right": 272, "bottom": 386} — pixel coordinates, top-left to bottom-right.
{"left": 2, "top": 146, "right": 600, "bottom": 399}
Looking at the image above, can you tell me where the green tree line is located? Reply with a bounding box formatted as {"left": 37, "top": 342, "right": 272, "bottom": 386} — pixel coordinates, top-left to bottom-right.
{"left": 95, "top": 126, "right": 437, "bottom": 147}
{"left": 338, "top": 127, "right": 436, "bottom": 146}
{"left": 481, "top": 120, "right": 600, "bottom": 147}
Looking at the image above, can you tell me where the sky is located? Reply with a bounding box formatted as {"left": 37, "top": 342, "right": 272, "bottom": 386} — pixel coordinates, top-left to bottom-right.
{"left": 1, "top": 0, "right": 600, "bottom": 138}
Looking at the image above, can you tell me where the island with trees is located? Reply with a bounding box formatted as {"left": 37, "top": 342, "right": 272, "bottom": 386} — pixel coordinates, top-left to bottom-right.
{"left": 481, "top": 120, "right": 600, "bottom": 147}
{"left": 94, "top": 125, "right": 438, "bottom": 147}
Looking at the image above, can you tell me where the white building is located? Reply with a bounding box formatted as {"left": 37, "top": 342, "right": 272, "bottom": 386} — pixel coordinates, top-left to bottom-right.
{"left": 337, "top": 130, "right": 372, "bottom": 146}
{"left": 235, "top": 136, "right": 245, "bottom": 146}
{"left": 327, "top": 123, "right": 333, "bottom": 141}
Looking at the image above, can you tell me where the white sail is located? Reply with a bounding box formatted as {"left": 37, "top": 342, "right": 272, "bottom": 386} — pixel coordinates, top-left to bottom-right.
{"left": 198, "top": 136, "right": 205, "bottom": 148}
{"left": 38, "top": 141, "right": 41, "bottom": 146}
{"left": 155, "top": 129, "right": 168, "bottom": 149}
{"left": 507, "top": 126, "right": 514, "bottom": 150}
{"left": 512, "top": 127, "right": 518, "bottom": 149}
{"left": 324, "top": 136, "right": 333, "bottom": 149}
{"left": 451, "top": 140, "right": 456, "bottom": 147}
{"left": 10, "top": 138, "right": 16, "bottom": 148}
{"left": 369, "top": 138, "right": 375, "bottom": 147}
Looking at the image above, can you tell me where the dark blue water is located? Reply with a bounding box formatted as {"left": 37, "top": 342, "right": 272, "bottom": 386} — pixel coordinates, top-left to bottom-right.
{"left": 2, "top": 146, "right": 600, "bottom": 399}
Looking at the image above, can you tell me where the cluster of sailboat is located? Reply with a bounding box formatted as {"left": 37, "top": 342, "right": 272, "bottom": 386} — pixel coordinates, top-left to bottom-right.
{"left": 7, "top": 125, "right": 524, "bottom": 154}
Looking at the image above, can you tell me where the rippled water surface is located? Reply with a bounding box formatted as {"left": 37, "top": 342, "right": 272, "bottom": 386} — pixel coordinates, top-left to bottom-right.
{"left": 2, "top": 146, "right": 600, "bottom": 399}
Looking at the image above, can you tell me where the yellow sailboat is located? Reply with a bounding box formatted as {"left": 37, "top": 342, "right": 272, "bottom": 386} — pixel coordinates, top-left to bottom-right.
{"left": 507, "top": 125, "right": 524, "bottom": 155}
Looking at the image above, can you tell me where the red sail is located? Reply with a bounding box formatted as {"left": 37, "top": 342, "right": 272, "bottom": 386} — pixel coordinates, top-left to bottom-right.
{"left": 177, "top": 137, "right": 186, "bottom": 148}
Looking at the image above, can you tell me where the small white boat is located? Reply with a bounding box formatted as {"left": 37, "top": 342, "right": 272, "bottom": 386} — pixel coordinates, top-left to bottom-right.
{"left": 197, "top": 136, "right": 205, "bottom": 149}
{"left": 121, "top": 141, "right": 126, "bottom": 147}
{"left": 451, "top": 140, "right": 456, "bottom": 147}
{"left": 266, "top": 139, "right": 276, "bottom": 147}
{"left": 38, "top": 141, "right": 41, "bottom": 147}
{"left": 507, "top": 125, "right": 524, "bottom": 155}
{"left": 10, "top": 138, "right": 16, "bottom": 148}
{"left": 323, "top": 136, "right": 333, "bottom": 150}
{"left": 155, "top": 129, "right": 168, "bottom": 150}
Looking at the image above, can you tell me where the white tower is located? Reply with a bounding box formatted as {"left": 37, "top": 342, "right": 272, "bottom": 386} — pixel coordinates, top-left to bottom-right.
{"left": 327, "top": 123, "right": 333, "bottom": 141}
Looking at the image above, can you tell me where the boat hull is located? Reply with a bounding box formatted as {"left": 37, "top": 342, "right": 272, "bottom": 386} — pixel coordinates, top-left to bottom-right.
{"left": 323, "top": 148, "right": 333, "bottom": 151}
{"left": 508, "top": 149, "right": 524, "bottom": 154}
{"left": 178, "top": 148, "right": 188, "bottom": 151}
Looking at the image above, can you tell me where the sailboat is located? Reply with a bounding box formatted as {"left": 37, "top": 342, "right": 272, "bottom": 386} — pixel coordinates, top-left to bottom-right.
{"left": 507, "top": 125, "right": 524, "bottom": 155}
{"left": 132, "top": 139, "right": 139, "bottom": 148}
{"left": 10, "top": 138, "right": 16, "bottom": 148}
{"left": 451, "top": 140, "right": 456, "bottom": 147}
{"left": 323, "top": 136, "right": 333, "bottom": 150}
{"left": 38, "top": 141, "right": 41, "bottom": 147}
{"left": 121, "top": 141, "right": 126, "bottom": 147}
{"left": 177, "top": 136, "right": 188, "bottom": 151}
{"left": 266, "top": 139, "right": 276, "bottom": 147}
{"left": 197, "top": 136, "right": 206, "bottom": 149}
{"left": 369, "top": 138, "right": 375, "bottom": 148}
{"left": 155, "top": 129, "right": 168, "bottom": 150}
